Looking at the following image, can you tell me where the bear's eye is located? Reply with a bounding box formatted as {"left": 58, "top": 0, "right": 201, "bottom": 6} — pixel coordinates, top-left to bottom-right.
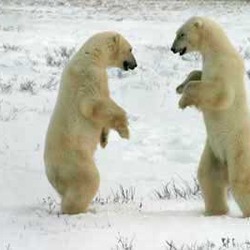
{"left": 129, "top": 48, "right": 132, "bottom": 52}
{"left": 179, "top": 33, "right": 185, "bottom": 38}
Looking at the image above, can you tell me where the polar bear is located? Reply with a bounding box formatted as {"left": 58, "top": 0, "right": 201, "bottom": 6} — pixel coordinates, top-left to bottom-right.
{"left": 171, "top": 16, "right": 250, "bottom": 217}
{"left": 44, "top": 32, "right": 137, "bottom": 214}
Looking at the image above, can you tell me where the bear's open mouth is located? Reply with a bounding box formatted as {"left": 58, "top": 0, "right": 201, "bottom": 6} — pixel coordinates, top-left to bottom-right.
{"left": 179, "top": 47, "right": 187, "bottom": 56}
{"left": 123, "top": 61, "right": 129, "bottom": 71}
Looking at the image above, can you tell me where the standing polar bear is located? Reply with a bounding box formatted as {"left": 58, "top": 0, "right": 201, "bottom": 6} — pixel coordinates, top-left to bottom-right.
{"left": 44, "top": 32, "right": 137, "bottom": 214}
{"left": 171, "top": 16, "right": 250, "bottom": 217}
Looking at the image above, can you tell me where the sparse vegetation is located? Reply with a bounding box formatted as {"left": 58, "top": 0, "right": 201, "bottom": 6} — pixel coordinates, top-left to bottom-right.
{"left": 0, "top": 101, "right": 20, "bottom": 122}
{"left": 19, "top": 79, "right": 36, "bottom": 94}
{"left": 45, "top": 46, "right": 75, "bottom": 67}
{"left": 1, "top": 25, "right": 22, "bottom": 32}
{"left": 165, "top": 240, "right": 215, "bottom": 250}
{"left": 112, "top": 233, "right": 135, "bottom": 250}
{"left": 0, "top": 82, "right": 13, "bottom": 93}
{"left": 165, "top": 238, "right": 250, "bottom": 250}
{"left": 94, "top": 185, "right": 136, "bottom": 205}
{"left": 42, "top": 196, "right": 58, "bottom": 214}
{"left": 41, "top": 77, "right": 59, "bottom": 91}
{"left": 2, "top": 43, "right": 22, "bottom": 52}
{"left": 155, "top": 178, "right": 201, "bottom": 200}
{"left": 4, "top": 244, "right": 12, "bottom": 250}
{"left": 112, "top": 185, "right": 136, "bottom": 204}
{"left": 94, "top": 179, "right": 202, "bottom": 208}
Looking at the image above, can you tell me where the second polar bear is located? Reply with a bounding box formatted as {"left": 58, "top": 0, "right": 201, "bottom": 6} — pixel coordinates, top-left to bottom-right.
{"left": 171, "top": 16, "right": 250, "bottom": 217}
{"left": 44, "top": 32, "right": 137, "bottom": 214}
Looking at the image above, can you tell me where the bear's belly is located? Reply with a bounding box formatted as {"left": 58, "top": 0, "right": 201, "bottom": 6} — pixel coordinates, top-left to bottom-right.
{"left": 207, "top": 131, "right": 228, "bottom": 163}
{"left": 203, "top": 113, "right": 233, "bottom": 163}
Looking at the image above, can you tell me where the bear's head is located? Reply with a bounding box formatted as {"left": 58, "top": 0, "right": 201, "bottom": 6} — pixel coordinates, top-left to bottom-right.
{"left": 171, "top": 16, "right": 203, "bottom": 56}
{"left": 83, "top": 32, "right": 137, "bottom": 71}
{"left": 110, "top": 32, "right": 137, "bottom": 71}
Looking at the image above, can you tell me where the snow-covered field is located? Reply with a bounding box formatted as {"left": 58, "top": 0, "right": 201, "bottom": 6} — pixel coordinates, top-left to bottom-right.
{"left": 1, "top": 1, "right": 250, "bottom": 249}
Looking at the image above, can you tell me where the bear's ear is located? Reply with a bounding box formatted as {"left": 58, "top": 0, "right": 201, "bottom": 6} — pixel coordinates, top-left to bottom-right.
{"left": 113, "top": 33, "right": 120, "bottom": 44}
{"left": 194, "top": 19, "right": 203, "bottom": 28}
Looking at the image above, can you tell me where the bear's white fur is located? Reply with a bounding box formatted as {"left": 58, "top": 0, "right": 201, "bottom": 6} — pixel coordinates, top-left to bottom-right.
{"left": 44, "top": 32, "right": 137, "bottom": 214}
{"left": 172, "top": 16, "right": 250, "bottom": 217}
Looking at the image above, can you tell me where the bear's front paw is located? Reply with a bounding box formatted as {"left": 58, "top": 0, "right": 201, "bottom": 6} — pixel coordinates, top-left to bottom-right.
{"left": 178, "top": 94, "right": 193, "bottom": 109}
{"left": 117, "top": 125, "right": 130, "bottom": 139}
{"left": 113, "top": 113, "right": 129, "bottom": 139}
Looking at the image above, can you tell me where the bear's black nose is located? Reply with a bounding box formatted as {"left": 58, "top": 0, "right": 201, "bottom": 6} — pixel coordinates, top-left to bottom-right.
{"left": 130, "top": 61, "right": 137, "bottom": 70}
{"left": 131, "top": 62, "right": 137, "bottom": 69}
{"left": 171, "top": 47, "right": 177, "bottom": 53}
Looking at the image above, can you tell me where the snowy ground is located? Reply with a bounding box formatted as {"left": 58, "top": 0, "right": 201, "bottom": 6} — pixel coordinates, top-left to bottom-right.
{"left": 1, "top": 1, "right": 250, "bottom": 249}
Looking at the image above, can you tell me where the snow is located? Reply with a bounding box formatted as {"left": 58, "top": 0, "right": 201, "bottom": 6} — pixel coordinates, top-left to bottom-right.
{"left": 1, "top": 1, "right": 250, "bottom": 249}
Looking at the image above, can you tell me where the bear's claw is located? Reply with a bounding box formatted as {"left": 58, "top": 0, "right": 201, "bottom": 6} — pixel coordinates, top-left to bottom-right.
{"left": 117, "top": 126, "right": 130, "bottom": 139}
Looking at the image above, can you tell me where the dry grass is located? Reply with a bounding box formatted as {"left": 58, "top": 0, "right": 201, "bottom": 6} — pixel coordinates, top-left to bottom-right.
{"left": 165, "top": 238, "right": 250, "bottom": 250}
{"left": 155, "top": 178, "right": 201, "bottom": 200}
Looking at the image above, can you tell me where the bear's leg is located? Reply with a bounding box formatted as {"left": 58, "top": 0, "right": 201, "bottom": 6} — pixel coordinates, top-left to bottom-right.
{"left": 198, "top": 142, "right": 229, "bottom": 216}
{"left": 61, "top": 158, "right": 100, "bottom": 215}
{"left": 80, "top": 98, "right": 129, "bottom": 139}
{"left": 178, "top": 79, "right": 235, "bottom": 110}
{"left": 176, "top": 70, "right": 202, "bottom": 94}
{"left": 229, "top": 150, "right": 250, "bottom": 217}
